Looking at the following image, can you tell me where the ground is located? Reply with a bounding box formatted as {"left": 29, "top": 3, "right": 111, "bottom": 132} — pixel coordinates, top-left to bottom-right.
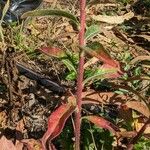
{"left": 0, "top": 0, "right": 150, "bottom": 149}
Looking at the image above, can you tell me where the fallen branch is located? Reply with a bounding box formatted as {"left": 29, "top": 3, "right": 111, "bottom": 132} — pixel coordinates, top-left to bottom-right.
{"left": 16, "top": 63, "right": 65, "bottom": 94}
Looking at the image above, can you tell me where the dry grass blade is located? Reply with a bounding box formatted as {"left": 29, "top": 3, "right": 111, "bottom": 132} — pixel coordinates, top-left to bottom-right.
{"left": 0, "top": 0, "right": 10, "bottom": 24}
{"left": 0, "top": 0, "right": 10, "bottom": 43}
{"left": 43, "top": 0, "right": 53, "bottom": 2}
{"left": 84, "top": 57, "right": 99, "bottom": 68}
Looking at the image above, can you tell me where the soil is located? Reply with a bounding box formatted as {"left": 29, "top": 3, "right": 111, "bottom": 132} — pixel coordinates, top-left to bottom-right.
{"left": 0, "top": 0, "right": 149, "bottom": 149}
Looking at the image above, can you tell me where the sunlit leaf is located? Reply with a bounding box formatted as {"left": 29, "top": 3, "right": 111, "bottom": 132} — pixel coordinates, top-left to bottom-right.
{"left": 21, "top": 9, "right": 79, "bottom": 27}
{"left": 41, "top": 100, "right": 76, "bottom": 149}
{"left": 83, "top": 115, "right": 120, "bottom": 134}
{"left": 40, "top": 47, "right": 65, "bottom": 58}
{"left": 133, "top": 117, "right": 150, "bottom": 134}
{"left": 85, "top": 25, "right": 101, "bottom": 41}
{"left": 21, "top": 139, "right": 42, "bottom": 150}
{"left": 65, "top": 71, "right": 76, "bottom": 81}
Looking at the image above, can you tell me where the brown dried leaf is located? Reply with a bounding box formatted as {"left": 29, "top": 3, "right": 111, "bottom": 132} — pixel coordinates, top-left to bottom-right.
{"left": 43, "top": 0, "right": 53, "bottom": 2}
{"left": 82, "top": 90, "right": 126, "bottom": 104}
{"left": 0, "top": 136, "right": 16, "bottom": 150}
{"left": 84, "top": 57, "right": 99, "bottom": 68}
{"left": 92, "top": 11, "right": 134, "bottom": 24}
{"left": 118, "top": 131, "right": 137, "bottom": 138}
{"left": 22, "top": 139, "right": 42, "bottom": 150}
{"left": 126, "top": 101, "right": 150, "bottom": 118}
{"left": 0, "top": 111, "right": 7, "bottom": 128}
{"left": 130, "top": 56, "right": 150, "bottom": 65}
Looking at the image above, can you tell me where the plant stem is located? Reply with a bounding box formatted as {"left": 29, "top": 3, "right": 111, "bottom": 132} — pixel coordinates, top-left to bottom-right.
{"left": 75, "top": 0, "right": 86, "bottom": 149}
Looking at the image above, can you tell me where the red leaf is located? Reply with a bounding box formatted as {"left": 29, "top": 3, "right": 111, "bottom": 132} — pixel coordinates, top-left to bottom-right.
{"left": 83, "top": 115, "right": 120, "bottom": 134}
{"left": 101, "top": 63, "right": 123, "bottom": 78}
{"left": 40, "top": 47, "right": 65, "bottom": 58}
{"left": 41, "top": 100, "right": 76, "bottom": 149}
{"left": 0, "top": 136, "right": 16, "bottom": 150}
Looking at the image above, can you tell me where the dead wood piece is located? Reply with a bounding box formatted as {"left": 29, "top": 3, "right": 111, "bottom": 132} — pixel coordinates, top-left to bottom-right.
{"left": 16, "top": 63, "right": 66, "bottom": 94}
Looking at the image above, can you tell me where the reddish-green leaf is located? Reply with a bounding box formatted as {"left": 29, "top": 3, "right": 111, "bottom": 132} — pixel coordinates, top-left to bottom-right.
{"left": 80, "top": 42, "right": 123, "bottom": 77}
{"left": 100, "top": 63, "right": 123, "bottom": 78}
{"left": 83, "top": 115, "right": 120, "bottom": 134}
{"left": 40, "top": 47, "right": 65, "bottom": 58}
{"left": 41, "top": 100, "right": 76, "bottom": 149}
{"left": 82, "top": 42, "right": 118, "bottom": 67}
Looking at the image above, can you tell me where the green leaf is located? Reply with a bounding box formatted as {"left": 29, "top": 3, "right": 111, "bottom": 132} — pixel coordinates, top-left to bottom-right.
{"left": 134, "top": 138, "right": 150, "bottom": 150}
{"left": 83, "top": 68, "right": 117, "bottom": 85}
{"left": 62, "top": 59, "right": 77, "bottom": 73}
{"left": 65, "top": 71, "right": 76, "bottom": 81}
{"left": 87, "top": 42, "right": 105, "bottom": 51}
{"left": 85, "top": 25, "right": 101, "bottom": 40}
{"left": 21, "top": 9, "right": 79, "bottom": 27}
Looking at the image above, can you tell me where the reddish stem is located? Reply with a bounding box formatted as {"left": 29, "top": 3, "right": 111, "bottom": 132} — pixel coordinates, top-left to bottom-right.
{"left": 74, "top": 0, "right": 86, "bottom": 150}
